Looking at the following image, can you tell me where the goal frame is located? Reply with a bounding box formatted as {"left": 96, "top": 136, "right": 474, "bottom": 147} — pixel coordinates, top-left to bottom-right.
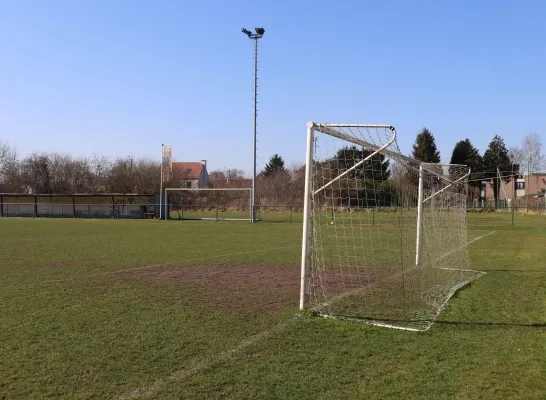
{"left": 164, "top": 187, "right": 253, "bottom": 221}
{"left": 299, "top": 122, "right": 398, "bottom": 310}
{"left": 299, "top": 122, "right": 474, "bottom": 330}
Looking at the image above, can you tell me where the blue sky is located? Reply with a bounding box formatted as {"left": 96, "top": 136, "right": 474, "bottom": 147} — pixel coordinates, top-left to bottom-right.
{"left": 1, "top": 0, "right": 545, "bottom": 174}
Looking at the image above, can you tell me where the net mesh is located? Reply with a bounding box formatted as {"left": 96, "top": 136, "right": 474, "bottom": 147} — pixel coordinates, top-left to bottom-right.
{"left": 305, "top": 124, "right": 483, "bottom": 331}
{"left": 166, "top": 189, "right": 252, "bottom": 221}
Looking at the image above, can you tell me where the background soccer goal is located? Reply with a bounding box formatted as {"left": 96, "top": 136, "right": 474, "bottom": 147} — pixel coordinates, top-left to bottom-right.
{"left": 299, "top": 122, "right": 484, "bottom": 331}
{"left": 165, "top": 188, "right": 252, "bottom": 221}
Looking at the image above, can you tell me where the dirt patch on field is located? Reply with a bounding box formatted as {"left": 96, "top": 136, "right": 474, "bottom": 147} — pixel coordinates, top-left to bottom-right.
{"left": 119, "top": 264, "right": 300, "bottom": 315}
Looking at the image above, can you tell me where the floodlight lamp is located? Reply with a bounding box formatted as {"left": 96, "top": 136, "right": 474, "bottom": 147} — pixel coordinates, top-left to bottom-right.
{"left": 255, "top": 27, "right": 265, "bottom": 35}
{"left": 242, "top": 28, "right": 252, "bottom": 37}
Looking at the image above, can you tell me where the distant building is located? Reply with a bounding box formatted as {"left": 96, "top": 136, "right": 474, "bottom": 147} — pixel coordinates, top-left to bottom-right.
{"left": 172, "top": 160, "right": 209, "bottom": 188}
{"left": 481, "top": 172, "right": 546, "bottom": 202}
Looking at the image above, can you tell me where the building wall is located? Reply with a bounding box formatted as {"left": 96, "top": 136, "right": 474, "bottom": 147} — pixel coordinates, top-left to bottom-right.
{"left": 527, "top": 174, "right": 546, "bottom": 196}
{"left": 198, "top": 169, "right": 209, "bottom": 187}
{"left": 483, "top": 174, "right": 546, "bottom": 200}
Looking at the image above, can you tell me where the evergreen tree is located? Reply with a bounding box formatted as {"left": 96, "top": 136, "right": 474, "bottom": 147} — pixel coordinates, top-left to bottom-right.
{"left": 333, "top": 146, "right": 391, "bottom": 207}
{"left": 411, "top": 127, "right": 441, "bottom": 163}
{"left": 263, "top": 154, "right": 287, "bottom": 176}
{"left": 449, "top": 139, "right": 483, "bottom": 200}
{"left": 482, "top": 135, "right": 519, "bottom": 205}
{"left": 334, "top": 146, "right": 390, "bottom": 181}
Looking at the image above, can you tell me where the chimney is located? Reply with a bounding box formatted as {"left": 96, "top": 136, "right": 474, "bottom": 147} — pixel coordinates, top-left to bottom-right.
{"left": 200, "top": 160, "right": 207, "bottom": 168}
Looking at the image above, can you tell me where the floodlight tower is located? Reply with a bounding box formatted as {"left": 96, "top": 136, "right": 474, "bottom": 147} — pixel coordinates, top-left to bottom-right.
{"left": 242, "top": 27, "right": 265, "bottom": 223}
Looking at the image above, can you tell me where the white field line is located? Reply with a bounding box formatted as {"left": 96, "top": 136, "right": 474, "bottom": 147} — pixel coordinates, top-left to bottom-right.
{"left": 16, "top": 245, "right": 300, "bottom": 288}
{"left": 429, "top": 230, "right": 496, "bottom": 266}
{"left": 467, "top": 230, "right": 496, "bottom": 245}
{"left": 118, "top": 317, "right": 298, "bottom": 400}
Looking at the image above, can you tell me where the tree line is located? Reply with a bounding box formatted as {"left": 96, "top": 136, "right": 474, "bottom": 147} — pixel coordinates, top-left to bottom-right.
{"left": 252, "top": 128, "right": 544, "bottom": 208}
{"left": 0, "top": 143, "right": 160, "bottom": 194}
{"left": 1, "top": 128, "right": 543, "bottom": 206}
{"left": 448, "top": 131, "right": 544, "bottom": 202}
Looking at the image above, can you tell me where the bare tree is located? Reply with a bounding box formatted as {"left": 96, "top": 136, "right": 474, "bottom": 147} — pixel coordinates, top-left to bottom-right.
{"left": 106, "top": 157, "right": 136, "bottom": 193}
{"left": 48, "top": 153, "right": 73, "bottom": 193}
{"left": 523, "top": 133, "right": 545, "bottom": 172}
{"left": 70, "top": 157, "right": 94, "bottom": 193}
{"left": 21, "top": 153, "right": 52, "bottom": 194}
{"left": 90, "top": 154, "right": 111, "bottom": 193}
{"left": 227, "top": 168, "right": 245, "bottom": 180}
{"left": 0, "top": 140, "right": 16, "bottom": 172}
{"left": 0, "top": 141, "right": 20, "bottom": 192}
{"left": 209, "top": 169, "right": 226, "bottom": 181}
{"left": 508, "top": 146, "right": 525, "bottom": 170}
{"left": 510, "top": 133, "right": 545, "bottom": 174}
{"left": 209, "top": 168, "right": 246, "bottom": 182}
{"left": 256, "top": 166, "right": 292, "bottom": 208}
{"left": 132, "top": 158, "right": 160, "bottom": 194}
{"left": 287, "top": 163, "right": 305, "bottom": 207}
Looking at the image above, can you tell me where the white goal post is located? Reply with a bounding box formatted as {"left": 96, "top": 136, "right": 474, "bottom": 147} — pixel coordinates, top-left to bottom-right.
{"left": 300, "top": 122, "right": 483, "bottom": 331}
{"left": 164, "top": 188, "right": 253, "bottom": 221}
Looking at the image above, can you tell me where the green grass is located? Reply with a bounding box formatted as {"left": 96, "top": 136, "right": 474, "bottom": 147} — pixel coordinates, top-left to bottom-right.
{"left": 1, "top": 213, "right": 545, "bottom": 399}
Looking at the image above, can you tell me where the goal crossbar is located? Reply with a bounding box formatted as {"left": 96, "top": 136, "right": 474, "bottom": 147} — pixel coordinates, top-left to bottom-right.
{"left": 314, "top": 123, "right": 469, "bottom": 186}
{"left": 312, "top": 125, "right": 397, "bottom": 195}
{"left": 422, "top": 169, "right": 471, "bottom": 203}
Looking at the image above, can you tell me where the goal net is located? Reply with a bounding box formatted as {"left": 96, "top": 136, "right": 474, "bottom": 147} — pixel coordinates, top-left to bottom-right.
{"left": 165, "top": 188, "right": 252, "bottom": 221}
{"left": 300, "top": 122, "right": 484, "bottom": 331}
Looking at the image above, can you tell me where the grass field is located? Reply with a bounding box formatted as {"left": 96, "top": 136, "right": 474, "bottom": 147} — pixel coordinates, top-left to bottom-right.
{"left": 1, "top": 212, "right": 545, "bottom": 399}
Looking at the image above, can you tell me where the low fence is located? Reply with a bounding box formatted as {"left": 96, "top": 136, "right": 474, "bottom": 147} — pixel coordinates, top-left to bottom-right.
{"left": 0, "top": 203, "right": 156, "bottom": 219}
{"left": 0, "top": 194, "right": 156, "bottom": 219}
{"left": 467, "top": 198, "right": 546, "bottom": 211}
{"left": 166, "top": 204, "right": 304, "bottom": 223}
{"left": 2, "top": 196, "right": 544, "bottom": 225}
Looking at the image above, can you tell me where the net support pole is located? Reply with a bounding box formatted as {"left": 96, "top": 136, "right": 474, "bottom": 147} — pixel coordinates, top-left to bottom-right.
{"left": 164, "top": 188, "right": 168, "bottom": 220}
{"left": 415, "top": 164, "right": 424, "bottom": 266}
{"left": 159, "top": 144, "right": 163, "bottom": 220}
{"left": 300, "top": 122, "right": 315, "bottom": 310}
{"left": 251, "top": 36, "right": 259, "bottom": 223}
{"left": 249, "top": 188, "right": 253, "bottom": 221}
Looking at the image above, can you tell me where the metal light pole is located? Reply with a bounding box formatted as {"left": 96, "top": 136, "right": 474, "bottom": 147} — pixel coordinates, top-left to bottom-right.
{"left": 242, "top": 27, "right": 265, "bottom": 223}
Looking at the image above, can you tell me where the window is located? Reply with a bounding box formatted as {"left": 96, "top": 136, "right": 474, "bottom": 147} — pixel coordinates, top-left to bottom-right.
{"left": 186, "top": 181, "right": 192, "bottom": 188}
{"left": 516, "top": 182, "right": 525, "bottom": 190}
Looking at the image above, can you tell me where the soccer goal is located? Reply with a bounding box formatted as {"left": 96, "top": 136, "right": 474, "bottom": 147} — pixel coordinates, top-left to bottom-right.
{"left": 299, "top": 122, "right": 484, "bottom": 331}
{"left": 164, "top": 188, "right": 252, "bottom": 221}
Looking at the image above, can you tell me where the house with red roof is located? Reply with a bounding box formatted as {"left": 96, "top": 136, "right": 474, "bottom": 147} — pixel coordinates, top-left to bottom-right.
{"left": 171, "top": 160, "right": 209, "bottom": 188}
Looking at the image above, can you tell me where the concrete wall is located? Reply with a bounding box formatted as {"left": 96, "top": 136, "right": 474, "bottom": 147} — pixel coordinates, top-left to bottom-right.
{"left": 0, "top": 195, "right": 155, "bottom": 219}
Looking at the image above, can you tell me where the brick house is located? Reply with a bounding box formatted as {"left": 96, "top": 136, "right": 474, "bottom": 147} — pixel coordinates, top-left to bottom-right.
{"left": 481, "top": 172, "right": 546, "bottom": 202}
